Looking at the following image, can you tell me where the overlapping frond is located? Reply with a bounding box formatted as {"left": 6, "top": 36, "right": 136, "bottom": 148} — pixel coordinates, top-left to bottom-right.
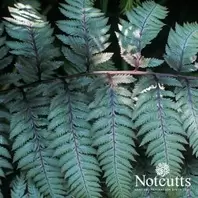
{"left": 4, "top": 87, "right": 67, "bottom": 198}
{"left": 4, "top": 1, "right": 62, "bottom": 83}
{"left": 88, "top": 75, "right": 137, "bottom": 198}
{"left": 48, "top": 79, "right": 101, "bottom": 198}
{"left": 164, "top": 23, "right": 198, "bottom": 72}
{"left": 1, "top": 1, "right": 198, "bottom": 197}
{"left": 57, "top": 0, "right": 114, "bottom": 74}
{"left": 117, "top": 1, "right": 167, "bottom": 68}
{"left": 175, "top": 79, "right": 198, "bottom": 157}
{"left": 133, "top": 76, "right": 187, "bottom": 176}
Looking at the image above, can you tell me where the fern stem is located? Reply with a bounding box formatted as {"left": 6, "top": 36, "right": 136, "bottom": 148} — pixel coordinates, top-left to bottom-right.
{"left": 2, "top": 71, "right": 198, "bottom": 94}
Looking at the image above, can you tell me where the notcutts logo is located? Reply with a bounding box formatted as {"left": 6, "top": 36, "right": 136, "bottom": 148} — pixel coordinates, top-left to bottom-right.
{"left": 155, "top": 162, "right": 170, "bottom": 177}
{"left": 135, "top": 163, "right": 191, "bottom": 190}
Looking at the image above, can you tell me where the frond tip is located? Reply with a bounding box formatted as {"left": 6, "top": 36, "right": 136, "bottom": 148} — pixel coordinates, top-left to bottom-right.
{"left": 4, "top": 2, "right": 62, "bottom": 83}
{"left": 117, "top": 1, "right": 167, "bottom": 68}
{"left": 164, "top": 23, "right": 198, "bottom": 72}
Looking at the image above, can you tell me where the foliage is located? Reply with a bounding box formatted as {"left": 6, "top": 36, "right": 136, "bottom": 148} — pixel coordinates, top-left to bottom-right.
{"left": 1, "top": 0, "right": 198, "bottom": 198}
{"left": 56, "top": 0, "right": 114, "bottom": 74}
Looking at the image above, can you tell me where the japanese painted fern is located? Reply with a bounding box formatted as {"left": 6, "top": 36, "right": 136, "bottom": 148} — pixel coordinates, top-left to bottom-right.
{"left": 1, "top": 0, "right": 198, "bottom": 198}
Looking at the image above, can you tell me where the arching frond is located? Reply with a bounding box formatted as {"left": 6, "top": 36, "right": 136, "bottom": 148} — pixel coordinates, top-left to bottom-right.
{"left": 4, "top": 1, "right": 62, "bottom": 83}
{"left": 57, "top": 0, "right": 114, "bottom": 74}
{"left": 48, "top": 80, "right": 101, "bottom": 198}
{"left": 88, "top": 75, "right": 137, "bottom": 198}
{"left": 5, "top": 87, "right": 67, "bottom": 198}
{"left": 164, "top": 23, "right": 198, "bottom": 72}
{"left": 133, "top": 76, "right": 187, "bottom": 176}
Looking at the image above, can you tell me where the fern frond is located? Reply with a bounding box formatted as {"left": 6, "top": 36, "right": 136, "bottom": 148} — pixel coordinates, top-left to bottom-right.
{"left": 57, "top": 0, "right": 113, "bottom": 73}
{"left": 4, "top": 1, "right": 62, "bottom": 83}
{"left": 175, "top": 79, "right": 198, "bottom": 157}
{"left": 5, "top": 87, "right": 67, "bottom": 197}
{"left": 48, "top": 80, "right": 101, "bottom": 198}
{"left": 133, "top": 76, "right": 187, "bottom": 176}
{"left": 88, "top": 75, "right": 137, "bottom": 198}
{"left": 164, "top": 23, "right": 198, "bottom": 72}
{"left": 117, "top": 1, "right": 167, "bottom": 68}
{"left": 126, "top": 1, "right": 167, "bottom": 50}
